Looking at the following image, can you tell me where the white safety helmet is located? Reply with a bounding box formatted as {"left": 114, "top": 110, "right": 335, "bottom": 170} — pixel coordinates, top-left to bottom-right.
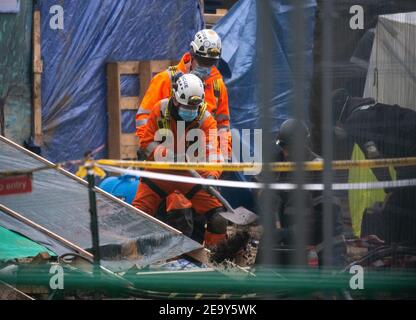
{"left": 174, "top": 74, "right": 205, "bottom": 106}
{"left": 190, "top": 29, "right": 222, "bottom": 60}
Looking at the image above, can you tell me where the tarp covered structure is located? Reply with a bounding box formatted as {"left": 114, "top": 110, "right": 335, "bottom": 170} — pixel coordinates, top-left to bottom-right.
{"left": 213, "top": 0, "right": 317, "bottom": 210}
{"left": 214, "top": 0, "right": 317, "bottom": 132}
{"left": 38, "top": 0, "right": 317, "bottom": 164}
{"left": 0, "top": 136, "right": 201, "bottom": 272}
{"left": 364, "top": 12, "right": 416, "bottom": 111}
{"left": 0, "top": 0, "right": 33, "bottom": 144}
{"left": 2, "top": 0, "right": 318, "bottom": 219}
{"left": 39, "top": 0, "right": 204, "bottom": 163}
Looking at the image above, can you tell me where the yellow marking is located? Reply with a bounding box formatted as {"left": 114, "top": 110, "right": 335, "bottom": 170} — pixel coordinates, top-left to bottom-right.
{"left": 96, "top": 157, "right": 416, "bottom": 172}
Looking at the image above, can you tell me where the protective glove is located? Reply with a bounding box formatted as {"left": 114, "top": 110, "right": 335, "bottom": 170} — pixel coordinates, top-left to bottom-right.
{"left": 137, "top": 149, "right": 147, "bottom": 161}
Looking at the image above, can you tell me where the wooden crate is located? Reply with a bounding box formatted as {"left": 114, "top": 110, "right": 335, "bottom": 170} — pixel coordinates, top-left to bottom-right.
{"left": 106, "top": 60, "right": 176, "bottom": 159}
{"left": 204, "top": 9, "right": 228, "bottom": 28}
{"left": 33, "top": 10, "right": 43, "bottom": 146}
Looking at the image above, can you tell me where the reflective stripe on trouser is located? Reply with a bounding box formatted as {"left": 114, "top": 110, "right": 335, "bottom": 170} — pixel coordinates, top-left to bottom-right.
{"left": 132, "top": 175, "right": 224, "bottom": 216}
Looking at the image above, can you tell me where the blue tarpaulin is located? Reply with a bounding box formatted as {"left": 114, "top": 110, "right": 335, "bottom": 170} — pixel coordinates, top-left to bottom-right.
{"left": 39, "top": 0, "right": 203, "bottom": 163}
{"left": 214, "top": 0, "right": 316, "bottom": 132}
{"left": 37, "top": 0, "right": 316, "bottom": 211}
{"left": 214, "top": 0, "right": 317, "bottom": 210}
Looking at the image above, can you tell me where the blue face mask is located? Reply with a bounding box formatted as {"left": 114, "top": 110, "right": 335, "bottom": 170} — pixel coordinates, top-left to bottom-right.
{"left": 178, "top": 107, "right": 198, "bottom": 122}
{"left": 191, "top": 65, "right": 212, "bottom": 80}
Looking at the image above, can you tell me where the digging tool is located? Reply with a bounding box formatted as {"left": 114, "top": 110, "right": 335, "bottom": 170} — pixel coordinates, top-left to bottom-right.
{"left": 187, "top": 169, "right": 258, "bottom": 225}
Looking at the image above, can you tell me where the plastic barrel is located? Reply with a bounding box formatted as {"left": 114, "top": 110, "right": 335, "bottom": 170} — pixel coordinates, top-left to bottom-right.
{"left": 99, "top": 175, "right": 140, "bottom": 204}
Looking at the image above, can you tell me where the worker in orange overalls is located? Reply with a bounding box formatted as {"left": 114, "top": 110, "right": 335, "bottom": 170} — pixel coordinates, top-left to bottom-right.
{"left": 136, "top": 29, "right": 232, "bottom": 162}
{"left": 132, "top": 74, "right": 228, "bottom": 247}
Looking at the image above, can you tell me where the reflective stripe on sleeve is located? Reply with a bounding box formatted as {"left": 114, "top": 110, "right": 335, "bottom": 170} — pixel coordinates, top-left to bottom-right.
{"left": 145, "top": 141, "right": 160, "bottom": 157}
{"left": 136, "top": 119, "right": 148, "bottom": 127}
{"left": 136, "top": 107, "right": 151, "bottom": 115}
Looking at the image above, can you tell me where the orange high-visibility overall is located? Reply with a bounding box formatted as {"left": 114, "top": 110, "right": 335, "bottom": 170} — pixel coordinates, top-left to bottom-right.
{"left": 135, "top": 52, "right": 232, "bottom": 160}
{"left": 132, "top": 98, "right": 226, "bottom": 246}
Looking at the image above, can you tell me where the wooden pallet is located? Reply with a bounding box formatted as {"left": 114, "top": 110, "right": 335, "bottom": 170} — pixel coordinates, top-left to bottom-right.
{"left": 106, "top": 60, "right": 176, "bottom": 159}
{"left": 204, "top": 9, "right": 228, "bottom": 28}
{"left": 33, "top": 10, "right": 43, "bottom": 146}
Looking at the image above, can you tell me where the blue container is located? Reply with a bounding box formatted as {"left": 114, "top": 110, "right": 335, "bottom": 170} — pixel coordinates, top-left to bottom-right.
{"left": 99, "top": 175, "right": 140, "bottom": 204}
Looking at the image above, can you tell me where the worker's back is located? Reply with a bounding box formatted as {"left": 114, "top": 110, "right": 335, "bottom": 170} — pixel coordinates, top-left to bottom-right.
{"left": 336, "top": 102, "right": 416, "bottom": 163}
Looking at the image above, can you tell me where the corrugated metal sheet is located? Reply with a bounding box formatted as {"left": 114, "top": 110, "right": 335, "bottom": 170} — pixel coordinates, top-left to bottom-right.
{"left": 0, "top": 136, "right": 202, "bottom": 272}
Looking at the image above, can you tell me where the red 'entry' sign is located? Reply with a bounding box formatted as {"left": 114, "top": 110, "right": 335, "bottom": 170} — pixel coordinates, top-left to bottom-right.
{"left": 0, "top": 174, "right": 32, "bottom": 196}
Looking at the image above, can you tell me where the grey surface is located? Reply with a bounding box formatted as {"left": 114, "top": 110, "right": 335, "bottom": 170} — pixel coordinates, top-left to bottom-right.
{"left": 0, "top": 138, "right": 201, "bottom": 272}
{"left": 364, "top": 12, "right": 416, "bottom": 111}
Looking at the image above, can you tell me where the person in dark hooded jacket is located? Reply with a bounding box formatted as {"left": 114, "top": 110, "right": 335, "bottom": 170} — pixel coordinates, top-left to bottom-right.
{"left": 255, "top": 119, "right": 345, "bottom": 266}
{"left": 332, "top": 89, "right": 416, "bottom": 245}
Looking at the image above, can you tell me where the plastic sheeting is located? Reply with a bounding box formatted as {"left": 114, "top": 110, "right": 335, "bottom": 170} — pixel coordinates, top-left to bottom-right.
{"left": 0, "top": 0, "right": 32, "bottom": 144}
{"left": 0, "top": 225, "right": 55, "bottom": 261}
{"left": 0, "top": 136, "right": 201, "bottom": 272}
{"left": 213, "top": 0, "right": 317, "bottom": 210}
{"left": 214, "top": 0, "right": 317, "bottom": 131}
{"left": 364, "top": 12, "right": 416, "bottom": 111}
{"left": 39, "top": 0, "right": 203, "bottom": 163}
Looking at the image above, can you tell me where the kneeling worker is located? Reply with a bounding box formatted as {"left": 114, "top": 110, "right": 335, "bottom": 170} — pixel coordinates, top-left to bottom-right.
{"left": 132, "top": 74, "right": 228, "bottom": 247}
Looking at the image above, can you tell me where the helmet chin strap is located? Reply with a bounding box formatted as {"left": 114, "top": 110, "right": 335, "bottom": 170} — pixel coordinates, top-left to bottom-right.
{"left": 172, "top": 97, "right": 179, "bottom": 107}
